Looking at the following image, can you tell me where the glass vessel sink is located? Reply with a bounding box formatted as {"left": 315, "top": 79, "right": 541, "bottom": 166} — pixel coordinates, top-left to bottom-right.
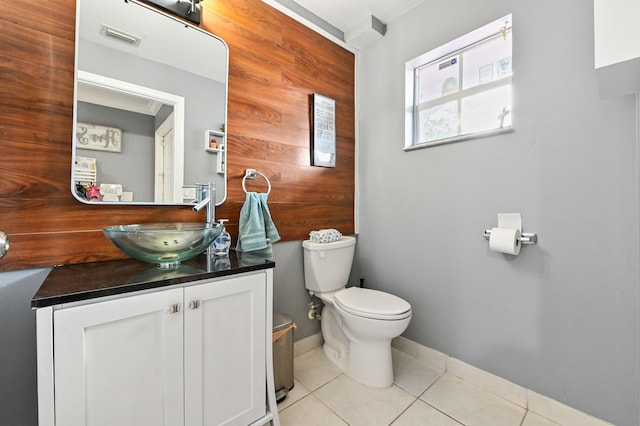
{"left": 103, "top": 222, "right": 224, "bottom": 268}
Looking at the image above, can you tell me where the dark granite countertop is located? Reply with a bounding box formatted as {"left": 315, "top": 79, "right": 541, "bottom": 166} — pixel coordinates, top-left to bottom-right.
{"left": 32, "top": 250, "right": 275, "bottom": 308}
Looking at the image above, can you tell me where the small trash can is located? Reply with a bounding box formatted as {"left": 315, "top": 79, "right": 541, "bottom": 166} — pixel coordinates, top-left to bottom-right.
{"left": 273, "top": 312, "right": 296, "bottom": 402}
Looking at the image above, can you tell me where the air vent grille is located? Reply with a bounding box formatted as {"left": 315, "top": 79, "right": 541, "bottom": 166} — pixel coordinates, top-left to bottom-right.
{"left": 100, "top": 24, "right": 141, "bottom": 47}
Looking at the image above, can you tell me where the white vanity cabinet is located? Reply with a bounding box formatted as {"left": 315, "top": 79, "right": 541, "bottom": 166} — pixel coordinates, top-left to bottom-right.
{"left": 184, "top": 274, "right": 266, "bottom": 425}
{"left": 51, "top": 287, "right": 184, "bottom": 426}
{"left": 36, "top": 269, "right": 278, "bottom": 426}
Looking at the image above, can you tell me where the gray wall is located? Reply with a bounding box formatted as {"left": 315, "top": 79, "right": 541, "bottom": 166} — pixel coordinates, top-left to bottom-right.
{"left": 271, "top": 241, "right": 320, "bottom": 339}
{"left": 0, "top": 268, "right": 51, "bottom": 426}
{"left": 77, "top": 102, "right": 155, "bottom": 201}
{"left": 356, "top": 1, "right": 638, "bottom": 425}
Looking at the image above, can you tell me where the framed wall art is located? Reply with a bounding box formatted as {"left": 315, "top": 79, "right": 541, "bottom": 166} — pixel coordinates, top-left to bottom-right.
{"left": 76, "top": 122, "right": 122, "bottom": 153}
{"left": 311, "top": 93, "right": 336, "bottom": 167}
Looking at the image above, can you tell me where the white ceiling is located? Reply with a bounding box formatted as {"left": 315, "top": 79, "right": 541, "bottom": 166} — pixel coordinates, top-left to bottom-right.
{"left": 289, "top": 0, "right": 424, "bottom": 35}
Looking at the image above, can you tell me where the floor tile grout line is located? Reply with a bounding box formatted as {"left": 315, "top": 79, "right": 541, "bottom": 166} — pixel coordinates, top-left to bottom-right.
{"left": 418, "top": 368, "right": 447, "bottom": 398}
{"left": 293, "top": 371, "right": 466, "bottom": 426}
{"left": 313, "top": 391, "right": 354, "bottom": 425}
{"left": 283, "top": 391, "right": 352, "bottom": 425}
{"left": 387, "top": 397, "right": 421, "bottom": 425}
{"left": 289, "top": 346, "right": 534, "bottom": 426}
{"left": 398, "top": 348, "right": 531, "bottom": 417}
{"left": 422, "top": 399, "right": 467, "bottom": 426}
{"left": 422, "top": 371, "right": 530, "bottom": 426}
{"left": 299, "top": 372, "right": 354, "bottom": 425}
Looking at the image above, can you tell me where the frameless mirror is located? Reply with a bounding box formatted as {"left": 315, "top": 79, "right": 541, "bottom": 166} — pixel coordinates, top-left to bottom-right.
{"left": 72, "top": 0, "right": 228, "bottom": 205}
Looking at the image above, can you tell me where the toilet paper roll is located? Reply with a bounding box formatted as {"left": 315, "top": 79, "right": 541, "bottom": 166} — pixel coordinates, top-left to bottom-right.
{"left": 489, "top": 227, "right": 521, "bottom": 255}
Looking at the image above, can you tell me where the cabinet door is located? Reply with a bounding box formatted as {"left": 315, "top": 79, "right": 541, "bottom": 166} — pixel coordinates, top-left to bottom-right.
{"left": 53, "top": 288, "right": 184, "bottom": 426}
{"left": 184, "top": 273, "right": 266, "bottom": 426}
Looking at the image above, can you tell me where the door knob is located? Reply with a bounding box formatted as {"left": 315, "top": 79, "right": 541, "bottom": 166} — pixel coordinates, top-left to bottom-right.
{"left": 0, "top": 231, "right": 9, "bottom": 259}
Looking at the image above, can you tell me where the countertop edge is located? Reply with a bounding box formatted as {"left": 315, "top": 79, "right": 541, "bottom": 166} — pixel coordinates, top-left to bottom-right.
{"left": 31, "top": 253, "right": 275, "bottom": 308}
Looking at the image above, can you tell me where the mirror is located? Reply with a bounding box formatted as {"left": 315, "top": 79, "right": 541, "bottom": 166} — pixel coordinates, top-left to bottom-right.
{"left": 72, "top": 0, "right": 228, "bottom": 205}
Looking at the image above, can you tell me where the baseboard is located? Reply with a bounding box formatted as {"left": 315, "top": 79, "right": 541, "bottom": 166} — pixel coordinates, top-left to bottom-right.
{"left": 392, "top": 336, "right": 612, "bottom": 426}
{"left": 293, "top": 332, "right": 323, "bottom": 358}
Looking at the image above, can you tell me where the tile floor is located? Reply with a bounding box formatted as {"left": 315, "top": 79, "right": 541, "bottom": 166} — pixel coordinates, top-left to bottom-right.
{"left": 276, "top": 347, "right": 579, "bottom": 426}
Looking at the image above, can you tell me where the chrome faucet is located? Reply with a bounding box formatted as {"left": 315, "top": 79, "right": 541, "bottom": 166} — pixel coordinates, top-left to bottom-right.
{"left": 192, "top": 182, "right": 215, "bottom": 224}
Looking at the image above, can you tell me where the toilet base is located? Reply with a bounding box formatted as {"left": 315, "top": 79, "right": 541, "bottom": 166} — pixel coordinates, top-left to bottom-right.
{"left": 345, "top": 337, "right": 394, "bottom": 387}
{"left": 320, "top": 305, "right": 349, "bottom": 372}
{"left": 322, "top": 342, "right": 347, "bottom": 372}
{"left": 322, "top": 335, "right": 395, "bottom": 387}
{"left": 320, "top": 304, "right": 403, "bottom": 388}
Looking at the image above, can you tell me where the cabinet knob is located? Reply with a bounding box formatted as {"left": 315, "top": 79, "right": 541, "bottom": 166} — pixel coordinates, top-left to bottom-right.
{"left": 189, "top": 300, "right": 201, "bottom": 310}
{"left": 169, "top": 303, "right": 181, "bottom": 314}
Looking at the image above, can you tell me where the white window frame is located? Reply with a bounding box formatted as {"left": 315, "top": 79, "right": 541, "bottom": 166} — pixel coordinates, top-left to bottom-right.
{"left": 405, "top": 14, "right": 513, "bottom": 150}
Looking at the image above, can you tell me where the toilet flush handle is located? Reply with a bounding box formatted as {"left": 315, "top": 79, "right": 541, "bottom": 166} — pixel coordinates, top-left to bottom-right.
{"left": 314, "top": 248, "right": 326, "bottom": 258}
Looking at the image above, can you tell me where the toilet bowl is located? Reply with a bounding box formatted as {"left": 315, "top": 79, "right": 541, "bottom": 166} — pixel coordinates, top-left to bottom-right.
{"left": 303, "top": 236, "right": 412, "bottom": 387}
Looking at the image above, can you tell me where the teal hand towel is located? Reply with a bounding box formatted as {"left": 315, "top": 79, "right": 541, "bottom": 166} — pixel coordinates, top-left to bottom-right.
{"left": 236, "top": 192, "right": 281, "bottom": 253}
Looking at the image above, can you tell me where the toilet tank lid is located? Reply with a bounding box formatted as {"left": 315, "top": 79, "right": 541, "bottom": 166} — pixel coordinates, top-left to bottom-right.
{"left": 302, "top": 235, "right": 355, "bottom": 250}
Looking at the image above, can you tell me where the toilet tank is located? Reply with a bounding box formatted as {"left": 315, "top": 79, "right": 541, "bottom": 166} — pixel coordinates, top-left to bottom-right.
{"left": 302, "top": 236, "right": 356, "bottom": 293}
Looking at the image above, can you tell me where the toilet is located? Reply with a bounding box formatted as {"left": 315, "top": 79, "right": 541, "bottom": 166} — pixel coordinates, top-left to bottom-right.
{"left": 303, "top": 236, "right": 411, "bottom": 387}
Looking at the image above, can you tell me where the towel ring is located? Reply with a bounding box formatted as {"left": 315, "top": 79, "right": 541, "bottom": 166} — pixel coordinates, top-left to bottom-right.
{"left": 242, "top": 168, "right": 271, "bottom": 195}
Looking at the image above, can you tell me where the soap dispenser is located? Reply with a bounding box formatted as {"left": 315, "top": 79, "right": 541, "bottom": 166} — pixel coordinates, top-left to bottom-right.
{"left": 212, "top": 219, "right": 231, "bottom": 256}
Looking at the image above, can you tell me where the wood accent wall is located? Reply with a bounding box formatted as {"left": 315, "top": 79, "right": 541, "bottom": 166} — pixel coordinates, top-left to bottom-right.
{"left": 0, "top": 0, "right": 355, "bottom": 271}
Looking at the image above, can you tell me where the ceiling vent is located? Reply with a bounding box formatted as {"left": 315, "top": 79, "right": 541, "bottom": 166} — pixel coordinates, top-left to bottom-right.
{"left": 100, "top": 24, "right": 142, "bottom": 47}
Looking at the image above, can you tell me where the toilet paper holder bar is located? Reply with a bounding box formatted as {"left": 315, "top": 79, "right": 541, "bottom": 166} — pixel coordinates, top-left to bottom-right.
{"left": 483, "top": 230, "right": 537, "bottom": 245}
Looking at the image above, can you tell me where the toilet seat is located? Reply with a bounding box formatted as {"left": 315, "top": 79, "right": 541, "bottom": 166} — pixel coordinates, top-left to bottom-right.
{"left": 334, "top": 287, "right": 411, "bottom": 320}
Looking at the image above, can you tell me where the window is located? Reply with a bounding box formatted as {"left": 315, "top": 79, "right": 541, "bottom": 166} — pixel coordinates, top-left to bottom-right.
{"left": 405, "top": 15, "right": 512, "bottom": 149}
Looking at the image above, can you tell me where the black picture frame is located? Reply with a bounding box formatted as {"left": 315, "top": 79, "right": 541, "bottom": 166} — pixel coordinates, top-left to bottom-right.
{"left": 311, "top": 94, "right": 336, "bottom": 167}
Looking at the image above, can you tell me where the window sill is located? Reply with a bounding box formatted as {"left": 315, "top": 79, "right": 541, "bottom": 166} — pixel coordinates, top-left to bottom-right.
{"left": 404, "top": 127, "right": 514, "bottom": 151}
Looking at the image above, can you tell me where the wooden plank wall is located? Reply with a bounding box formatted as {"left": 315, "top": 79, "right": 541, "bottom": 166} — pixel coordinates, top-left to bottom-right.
{"left": 0, "top": 0, "right": 355, "bottom": 271}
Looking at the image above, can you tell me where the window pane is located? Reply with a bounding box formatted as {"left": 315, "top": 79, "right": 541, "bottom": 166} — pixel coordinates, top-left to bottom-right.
{"left": 417, "top": 55, "right": 459, "bottom": 103}
{"left": 462, "top": 34, "right": 512, "bottom": 90}
{"left": 406, "top": 14, "right": 512, "bottom": 148}
{"left": 419, "top": 101, "right": 458, "bottom": 143}
{"left": 460, "top": 85, "right": 511, "bottom": 134}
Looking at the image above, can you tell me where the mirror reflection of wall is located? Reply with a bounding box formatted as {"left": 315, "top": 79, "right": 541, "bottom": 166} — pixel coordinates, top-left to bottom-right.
{"left": 77, "top": 101, "right": 156, "bottom": 202}
{"left": 72, "top": 0, "right": 228, "bottom": 205}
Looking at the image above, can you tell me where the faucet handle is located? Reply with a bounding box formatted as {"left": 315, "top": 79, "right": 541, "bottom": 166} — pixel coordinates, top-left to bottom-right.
{"left": 194, "top": 182, "right": 216, "bottom": 191}
{"left": 193, "top": 182, "right": 215, "bottom": 202}
{"left": 191, "top": 182, "right": 216, "bottom": 224}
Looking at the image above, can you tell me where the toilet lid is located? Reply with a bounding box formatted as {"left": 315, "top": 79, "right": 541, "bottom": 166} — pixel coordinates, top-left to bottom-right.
{"left": 334, "top": 287, "right": 411, "bottom": 320}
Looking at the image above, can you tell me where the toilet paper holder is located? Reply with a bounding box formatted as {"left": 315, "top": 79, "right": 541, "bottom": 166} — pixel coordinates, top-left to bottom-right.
{"left": 483, "top": 229, "right": 537, "bottom": 245}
